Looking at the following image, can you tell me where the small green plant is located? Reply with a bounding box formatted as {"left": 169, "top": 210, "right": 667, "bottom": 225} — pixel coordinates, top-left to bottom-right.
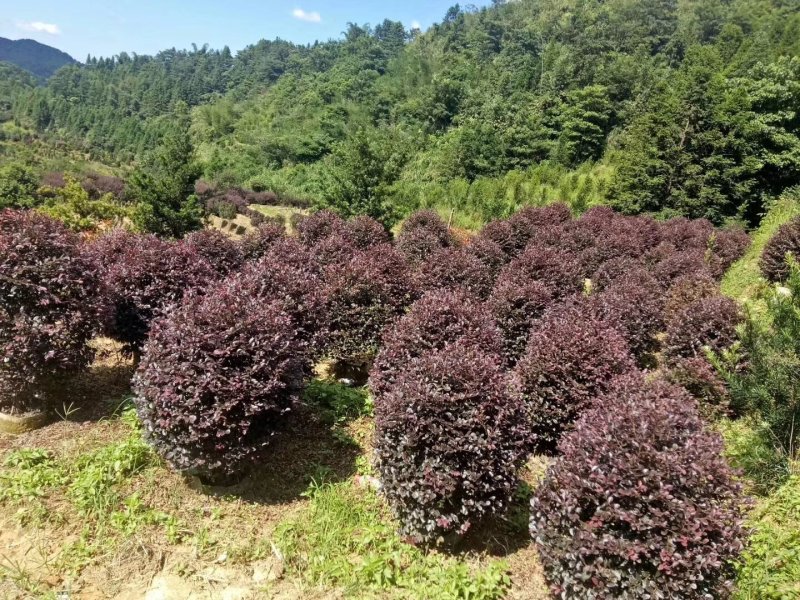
{"left": 0, "top": 449, "right": 65, "bottom": 503}
{"left": 303, "top": 379, "right": 373, "bottom": 424}
{"left": 275, "top": 479, "right": 510, "bottom": 599}
{"left": 68, "top": 410, "right": 155, "bottom": 515}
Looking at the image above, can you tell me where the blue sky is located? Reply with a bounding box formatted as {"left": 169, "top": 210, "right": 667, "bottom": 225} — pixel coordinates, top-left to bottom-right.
{"left": 0, "top": 0, "right": 490, "bottom": 61}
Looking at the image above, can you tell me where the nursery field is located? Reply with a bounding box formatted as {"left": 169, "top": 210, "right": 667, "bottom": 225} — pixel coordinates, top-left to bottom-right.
{"left": 3, "top": 197, "right": 800, "bottom": 599}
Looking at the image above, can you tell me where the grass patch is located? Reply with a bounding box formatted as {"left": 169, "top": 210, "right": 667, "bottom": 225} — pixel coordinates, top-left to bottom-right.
{"left": 275, "top": 479, "right": 511, "bottom": 599}
{"left": 722, "top": 193, "right": 800, "bottom": 301}
{"left": 718, "top": 417, "right": 793, "bottom": 496}
{"left": 735, "top": 473, "right": 800, "bottom": 599}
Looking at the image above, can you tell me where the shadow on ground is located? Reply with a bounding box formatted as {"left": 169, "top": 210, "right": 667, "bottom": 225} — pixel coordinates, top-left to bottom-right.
{"left": 201, "top": 404, "right": 362, "bottom": 506}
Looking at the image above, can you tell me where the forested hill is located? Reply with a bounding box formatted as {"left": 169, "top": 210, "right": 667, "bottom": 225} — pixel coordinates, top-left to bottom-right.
{"left": 8, "top": 0, "right": 800, "bottom": 227}
{"left": 0, "top": 37, "right": 76, "bottom": 79}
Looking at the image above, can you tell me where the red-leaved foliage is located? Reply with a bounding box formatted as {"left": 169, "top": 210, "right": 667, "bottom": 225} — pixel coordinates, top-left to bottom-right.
{"left": 510, "top": 304, "right": 635, "bottom": 453}
{"left": 86, "top": 229, "right": 215, "bottom": 356}
{"left": 369, "top": 289, "right": 503, "bottom": 398}
{"left": 134, "top": 279, "right": 310, "bottom": 483}
{"left": 183, "top": 229, "right": 245, "bottom": 276}
{"left": 760, "top": 216, "right": 800, "bottom": 282}
{"left": 323, "top": 245, "right": 417, "bottom": 362}
{"left": 374, "top": 341, "right": 528, "bottom": 544}
{"left": 0, "top": 210, "right": 103, "bottom": 411}
{"left": 531, "top": 372, "right": 745, "bottom": 599}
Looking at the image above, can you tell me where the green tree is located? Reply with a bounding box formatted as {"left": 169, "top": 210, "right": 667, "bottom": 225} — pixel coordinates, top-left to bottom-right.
{"left": 129, "top": 123, "right": 203, "bottom": 237}
{"left": 0, "top": 163, "right": 39, "bottom": 209}
{"left": 321, "top": 128, "right": 409, "bottom": 227}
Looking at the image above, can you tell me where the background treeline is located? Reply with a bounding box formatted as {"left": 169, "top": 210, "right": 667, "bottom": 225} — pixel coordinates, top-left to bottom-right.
{"left": 6, "top": 0, "right": 800, "bottom": 227}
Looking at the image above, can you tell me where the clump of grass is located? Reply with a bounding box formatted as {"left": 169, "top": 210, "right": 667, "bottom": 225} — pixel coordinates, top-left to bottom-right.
{"left": 735, "top": 473, "right": 800, "bottom": 599}
{"left": 68, "top": 410, "right": 154, "bottom": 516}
{"left": 275, "top": 479, "right": 511, "bottom": 599}
{"left": 722, "top": 193, "right": 800, "bottom": 301}
{"left": 718, "top": 417, "right": 792, "bottom": 496}
{"left": 303, "top": 379, "right": 374, "bottom": 424}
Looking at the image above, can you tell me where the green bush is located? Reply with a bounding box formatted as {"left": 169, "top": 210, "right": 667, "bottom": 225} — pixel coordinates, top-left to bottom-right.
{"left": 719, "top": 260, "right": 800, "bottom": 464}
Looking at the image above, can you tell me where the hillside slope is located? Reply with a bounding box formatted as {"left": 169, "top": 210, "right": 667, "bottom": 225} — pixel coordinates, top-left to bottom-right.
{"left": 7, "top": 0, "right": 800, "bottom": 227}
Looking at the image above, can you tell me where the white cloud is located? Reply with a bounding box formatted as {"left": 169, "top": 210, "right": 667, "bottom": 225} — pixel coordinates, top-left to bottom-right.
{"left": 16, "top": 21, "right": 61, "bottom": 35}
{"left": 292, "top": 8, "right": 322, "bottom": 23}
{"left": 411, "top": 20, "right": 421, "bottom": 30}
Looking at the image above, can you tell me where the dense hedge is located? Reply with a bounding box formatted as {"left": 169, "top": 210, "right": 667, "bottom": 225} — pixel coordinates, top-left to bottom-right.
{"left": 664, "top": 295, "right": 742, "bottom": 361}
{"left": 760, "top": 216, "right": 800, "bottom": 282}
{"left": 134, "top": 278, "right": 310, "bottom": 483}
{"left": 87, "top": 230, "right": 215, "bottom": 356}
{"left": 374, "top": 341, "right": 527, "bottom": 544}
{"left": 323, "top": 244, "right": 417, "bottom": 362}
{"left": 0, "top": 210, "right": 101, "bottom": 412}
{"left": 510, "top": 304, "right": 635, "bottom": 452}
{"left": 531, "top": 373, "right": 745, "bottom": 598}
{"left": 183, "top": 229, "right": 244, "bottom": 276}
{"left": 369, "top": 289, "right": 503, "bottom": 398}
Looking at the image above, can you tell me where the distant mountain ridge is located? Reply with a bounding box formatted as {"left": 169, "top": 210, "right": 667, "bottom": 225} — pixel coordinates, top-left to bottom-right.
{"left": 0, "top": 37, "right": 76, "bottom": 79}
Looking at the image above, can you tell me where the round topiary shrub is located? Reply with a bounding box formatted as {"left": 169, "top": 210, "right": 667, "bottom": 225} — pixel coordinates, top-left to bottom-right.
{"left": 487, "top": 275, "right": 553, "bottom": 365}
{"left": 464, "top": 235, "right": 509, "bottom": 277}
{"left": 503, "top": 243, "right": 584, "bottom": 300}
{"left": 374, "top": 341, "right": 528, "bottom": 544}
{"left": 652, "top": 249, "right": 712, "bottom": 286}
{"left": 530, "top": 372, "right": 745, "bottom": 599}
{"left": 133, "top": 278, "right": 310, "bottom": 484}
{"left": 369, "top": 289, "right": 503, "bottom": 398}
{"left": 296, "top": 209, "right": 348, "bottom": 247}
{"left": 87, "top": 229, "right": 216, "bottom": 357}
{"left": 708, "top": 226, "right": 751, "bottom": 279}
{"left": 238, "top": 238, "right": 327, "bottom": 349}
{"left": 665, "top": 357, "right": 731, "bottom": 418}
{"left": 663, "top": 272, "right": 720, "bottom": 324}
{"left": 323, "top": 244, "right": 417, "bottom": 363}
{"left": 309, "top": 233, "right": 357, "bottom": 268}
{"left": 664, "top": 295, "right": 742, "bottom": 362}
{"left": 588, "top": 270, "right": 665, "bottom": 364}
{"left": 591, "top": 257, "right": 647, "bottom": 292}
{"left": 183, "top": 229, "right": 244, "bottom": 276}
{"left": 509, "top": 305, "right": 635, "bottom": 453}
{"left": 478, "top": 219, "right": 518, "bottom": 256}
{"left": 0, "top": 210, "right": 102, "bottom": 413}
{"left": 346, "top": 215, "right": 390, "bottom": 249}
{"left": 238, "top": 222, "right": 285, "bottom": 262}
{"left": 413, "top": 246, "right": 494, "bottom": 299}
{"left": 760, "top": 216, "right": 800, "bottom": 282}
{"left": 659, "top": 216, "right": 714, "bottom": 250}
{"left": 395, "top": 210, "right": 454, "bottom": 264}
